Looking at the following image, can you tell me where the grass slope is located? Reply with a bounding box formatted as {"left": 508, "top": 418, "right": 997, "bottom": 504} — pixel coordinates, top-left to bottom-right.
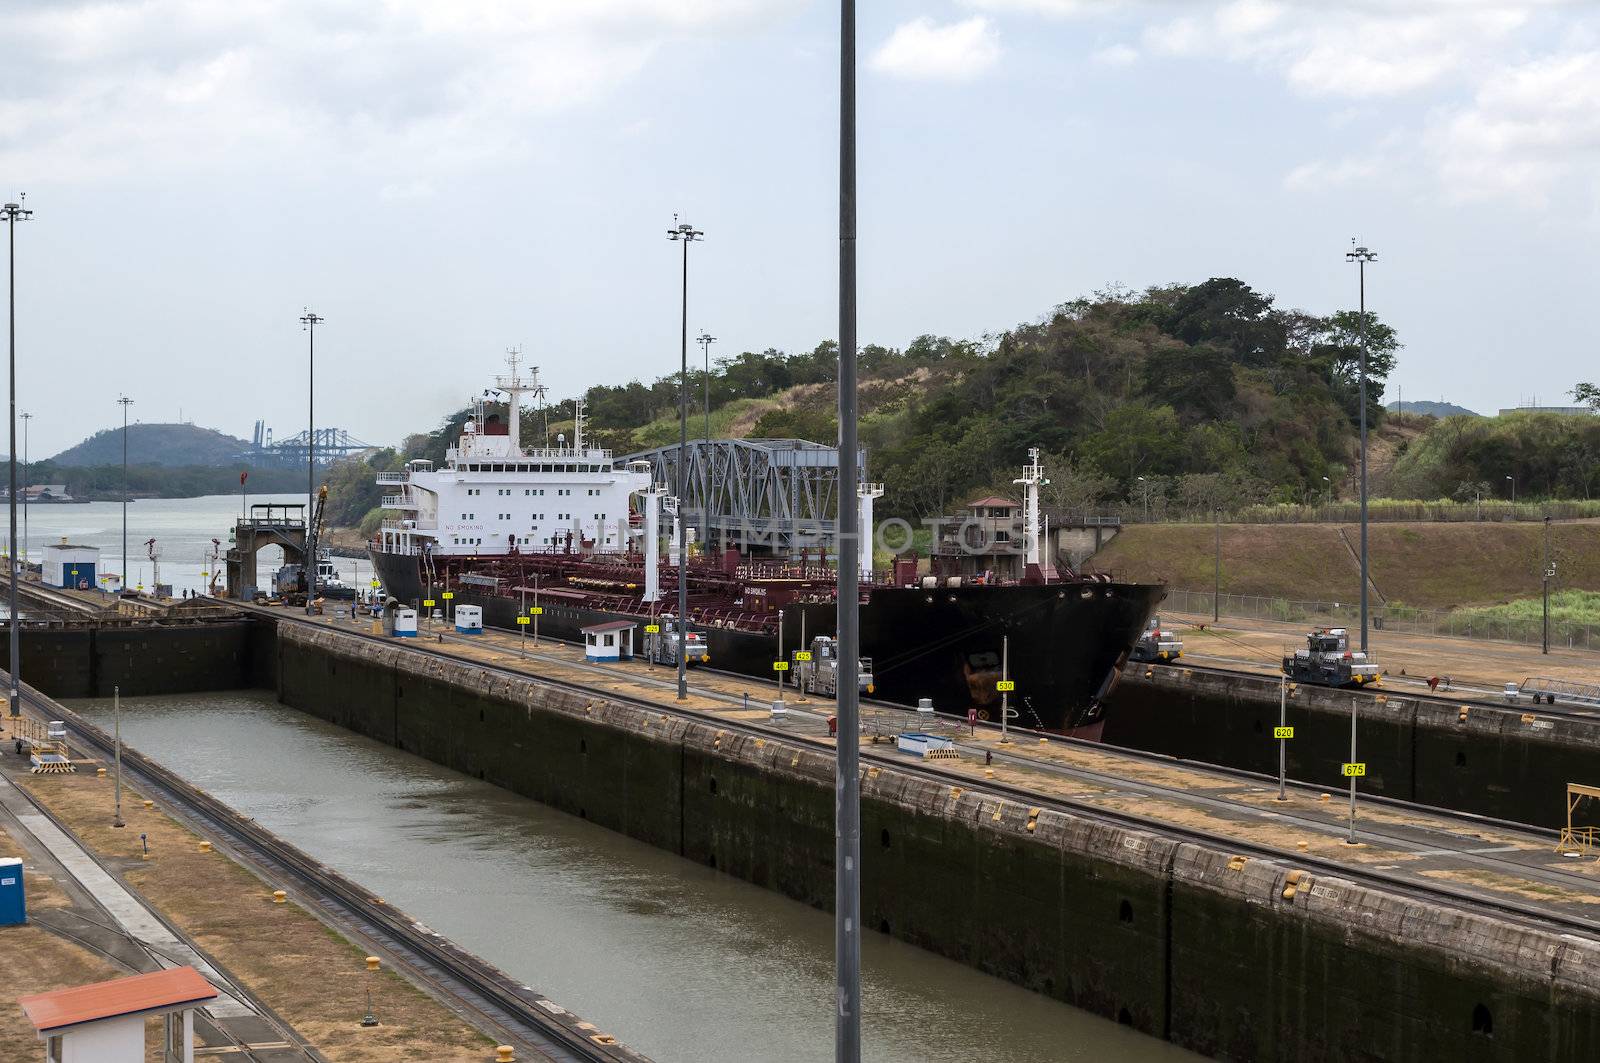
{"left": 1092, "top": 521, "right": 1600, "bottom": 610}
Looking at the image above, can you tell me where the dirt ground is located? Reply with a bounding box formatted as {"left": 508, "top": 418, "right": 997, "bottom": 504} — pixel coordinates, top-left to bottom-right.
{"left": 1168, "top": 614, "right": 1599, "bottom": 696}
{"left": 17, "top": 773, "right": 503, "bottom": 1063}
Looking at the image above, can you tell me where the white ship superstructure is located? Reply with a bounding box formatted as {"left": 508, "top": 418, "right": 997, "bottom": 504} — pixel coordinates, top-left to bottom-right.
{"left": 377, "top": 354, "right": 650, "bottom": 558}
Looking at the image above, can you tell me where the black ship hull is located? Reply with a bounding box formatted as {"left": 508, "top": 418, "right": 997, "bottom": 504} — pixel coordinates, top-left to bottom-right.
{"left": 368, "top": 548, "right": 1162, "bottom": 737}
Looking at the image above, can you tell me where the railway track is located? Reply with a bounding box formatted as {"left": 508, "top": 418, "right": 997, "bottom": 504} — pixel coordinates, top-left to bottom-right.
{"left": 20, "top": 681, "right": 647, "bottom": 1063}
{"left": 274, "top": 611, "right": 1600, "bottom": 940}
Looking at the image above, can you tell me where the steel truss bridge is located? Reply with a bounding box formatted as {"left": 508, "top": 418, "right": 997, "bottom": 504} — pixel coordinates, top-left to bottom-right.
{"left": 622, "top": 438, "right": 864, "bottom": 554}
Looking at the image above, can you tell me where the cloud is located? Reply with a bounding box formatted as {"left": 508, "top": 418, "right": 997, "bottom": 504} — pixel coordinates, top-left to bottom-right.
{"left": 1140, "top": 2, "right": 1543, "bottom": 100}
{"left": 870, "top": 17, "right": 1002, "bottom": 81}
{"left": 1428, "top": 50, "right": 1600, "bottom": 203}
{"left": 0, "top": 0, "right": 802, "bottom": 183}
{"left": 963, "top": 0, "right": 1118, "bottom": 14}
{"left": 1090, "top": 43, "right": 1139, "bottom": 67}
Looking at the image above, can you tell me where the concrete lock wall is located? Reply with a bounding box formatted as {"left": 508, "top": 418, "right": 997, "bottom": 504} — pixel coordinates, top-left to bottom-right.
{"left": 1104, "top": 666, "right": 1600, "bottom": 829}
{"left": 272, "top": 620, "right": 1600, "bottom": 1061}
{"left": 0, "top": 621, "right": 262, "bottom": 699}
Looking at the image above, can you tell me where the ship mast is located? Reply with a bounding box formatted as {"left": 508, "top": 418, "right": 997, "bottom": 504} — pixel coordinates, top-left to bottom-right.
{"left": 1012, "top": 447, "right": 1052, "bottom": 579}
{"left": 494, "top": 347, "right": 543, "bottom": 456}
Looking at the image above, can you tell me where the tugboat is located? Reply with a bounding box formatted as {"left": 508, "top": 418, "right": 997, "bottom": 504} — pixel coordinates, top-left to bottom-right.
{"left": 1282, "top": 627, "right": 1379, "bottom": 687}
{"left": 368, "top": 355, "right": 1165, "bottom": 739}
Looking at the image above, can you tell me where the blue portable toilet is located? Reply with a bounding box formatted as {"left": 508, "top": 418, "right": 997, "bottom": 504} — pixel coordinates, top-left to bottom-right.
{"left": 0, "top": 857, "right": 25, "bottom": 926}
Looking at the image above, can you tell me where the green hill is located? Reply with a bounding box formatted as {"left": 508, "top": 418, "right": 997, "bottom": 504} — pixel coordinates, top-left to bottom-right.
{"left": 47, "top": 422, "right": 252, "bottom": 467}
{"left": 1092, "top": 521, "right": 1600, "bottom": 611}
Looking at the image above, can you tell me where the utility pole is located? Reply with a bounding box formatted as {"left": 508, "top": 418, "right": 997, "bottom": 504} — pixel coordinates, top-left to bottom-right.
{"left": 1543, "top": 515, "right": 1553, "bottom": 655}
{"left": 300, "top": 310, "right": 323, "bottom": 614}
{"left": 697, "top": 331, "right": 716, "bottom": 444}
{"left": 113, "top": 685, "right": 125, "bottom": 828}
{"left": 3, "top": 196, "right": 31, "bottom": 720}
{"left": 698, "top": 330, "right": 717, "bottom": 550}
{"left": 1000, "top": 634, "right": 1010, "bottom": 744}
{"left": 1212, "top": 507, "right": 1221, "bottom": 622}
{"left": 118, "top": 396, "right": 134, "bottom": 597}
{"left": 667, "top": 218, "right": 702, "bottom": 702}
{"left": 1276, "top": 673, "right": 1288, "bottom": 801}
{"left": 1346, "top": 242, "right": 1377, "bottom": 653}
{"left": 835, "top": 1, "right": 864, "bottom": 1057}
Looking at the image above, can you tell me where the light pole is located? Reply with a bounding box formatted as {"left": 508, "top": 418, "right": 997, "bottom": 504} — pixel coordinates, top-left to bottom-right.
{"left": 301, "top": 310, "right": 323, "bottom": 614}
{"left": 19, "top": 410, "right": 29, "bottom": 574}
{"left": 1505, "top": 474, "right": 1515, "bottom": 506}
{"left": 1137, "top": 475, "right": 1148, "bottom": 522}
{"left": 1321, "top": 475, "right": 1330, "bottom": 508}
{"left": 697, "top": 330, "right": 717, "bottom": 549}
{"left": 836, "top": 0, "right": 865, "bottom": 1056}
{"left": 117, "top": 396, "right": 133, "bottom": 596}
{"left": 3, "top": 196, "right": 31, "bottom": 719}
{"left": 666, "top": 218, "right": 702, "bottom": 702}
{"left": 1346, "top": 241, "right": 1377, "bottom": 653}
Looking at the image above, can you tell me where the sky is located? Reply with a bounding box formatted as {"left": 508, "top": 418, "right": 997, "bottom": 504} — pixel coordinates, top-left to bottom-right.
{"left": 2, "top": 0, "right": 1598, "bottom": 458}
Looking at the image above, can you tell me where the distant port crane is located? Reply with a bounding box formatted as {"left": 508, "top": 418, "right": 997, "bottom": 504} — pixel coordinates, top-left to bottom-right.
{"left": 251, "top": 421, "right": 377, "bottom": 466}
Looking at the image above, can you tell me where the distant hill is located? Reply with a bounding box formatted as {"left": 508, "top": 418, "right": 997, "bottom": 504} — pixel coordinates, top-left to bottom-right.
{"left": 46, "top": 422, "right": 252, "bottom": 467}
{"left": 1386, "top": 399, "right": 1479, "bottom": 418}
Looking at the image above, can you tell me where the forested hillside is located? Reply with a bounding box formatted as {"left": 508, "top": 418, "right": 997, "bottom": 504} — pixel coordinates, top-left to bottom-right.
{"left": 324, "top": 278, "right": 1404, "bottom": 528}
{"left": 1384, "top": 411, "right": 1600, "bottom": 501}
{"left": 46, "top": 422, "right": 252, "bottom": 467}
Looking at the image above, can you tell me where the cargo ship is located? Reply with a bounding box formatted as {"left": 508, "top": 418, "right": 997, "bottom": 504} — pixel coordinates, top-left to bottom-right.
{"left": 368, "top": 357, "right": 1163, "bottom": 739}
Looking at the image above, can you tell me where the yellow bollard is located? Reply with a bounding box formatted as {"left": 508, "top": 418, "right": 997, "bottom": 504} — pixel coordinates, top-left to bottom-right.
{"left": 272, "top": 890, "right": 287, "bottom": 904}
{"left": 198, "top": 841, "right": 212, "bottom": 853}
{"left": 365, "top": 956, "right": 381, "bottom": 972}
{"left": 496, "top": 1046, "right": 515, "bottom": 1063}
{"left": 142, "top": 799, "right": 154, "bottom": 810}
{"left": 96, "top": 767, "right": 107, "bottom": 778}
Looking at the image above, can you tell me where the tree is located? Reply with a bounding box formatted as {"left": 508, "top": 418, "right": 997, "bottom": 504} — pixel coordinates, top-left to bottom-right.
{"left": 1310, "top": 310, "right": 1400, "bottom": 411}
{"left": 1081, "top": 403, "right": 1182, "bottom": 483}
{"left": 1572, "top": 382, "right": 1600, "bottom": 411}
{"left": 1160, "top": 278, "right": 1285, "bottom": 366}
{"left": 1038, "top": 456, "right": 1117, "bottom": 516}
{"left": 1141, "top": 340, "right": 1236, "bottom": 424}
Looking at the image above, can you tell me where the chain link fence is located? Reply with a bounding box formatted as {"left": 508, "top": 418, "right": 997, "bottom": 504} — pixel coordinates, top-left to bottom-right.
{"left": 1162, "top": 588, "right": 1600, "bottom": 652}
{"left": 1088, "top": 499, "right": 1600, "bottom": 525}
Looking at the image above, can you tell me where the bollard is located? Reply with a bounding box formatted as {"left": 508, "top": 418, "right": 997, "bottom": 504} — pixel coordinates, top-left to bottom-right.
{"left": 96, "top": 767, "right": 107, "bottom": 778}
{"left": 272, "top": 890, "right": 287, "bottom": 904}
{"left": 496, "top": 1047, "right": 516, "bottom": 1063}
{"left": 142, "top": 799, "right": 154, "bottom": 810}
{"left": 198, "top": 841, "right": 212, "bottom": 853}
{"left": 365, "top": 956, "right": 381, "bottom": 972}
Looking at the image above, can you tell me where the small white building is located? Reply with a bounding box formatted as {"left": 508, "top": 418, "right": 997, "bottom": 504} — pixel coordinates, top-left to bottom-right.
{"left": 43, "top": 541, "right": 100, "bottom": 591}
{"left": 18, "top": 964, "right": 218, "bottom": 1063}
{"left": 454, "top": 605, "right": 483, "bottom": 634}
{"left": 581, "top": 620, "right": 635, "bottom": 662}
